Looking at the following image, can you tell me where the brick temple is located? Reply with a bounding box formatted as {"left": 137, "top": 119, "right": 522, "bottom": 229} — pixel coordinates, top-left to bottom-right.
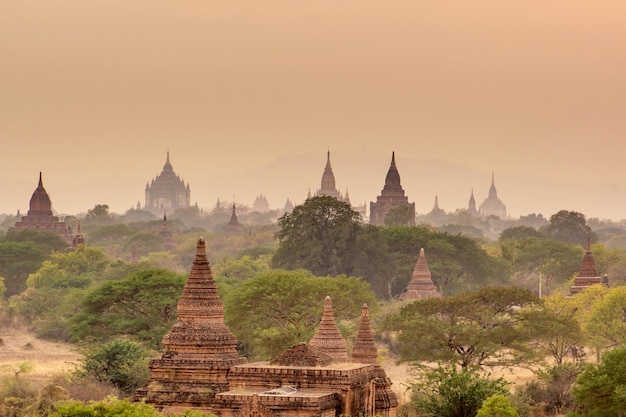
{"left": 369, "top": 152, "right": 415, "bottom": 226}
{"left": 569, "top": 238, "right": 607, "bottom": 295}
{"left": 136, "top": 238, "right": 398, "bottom": 417}
{"left": 400, "top": 248, "right": 441, "bottom": 300}
{"left": 144, "top": 152, "right": 191, "bottom": 215}
{"left": 10, "top": 172, "right": 74, "bottom": 244}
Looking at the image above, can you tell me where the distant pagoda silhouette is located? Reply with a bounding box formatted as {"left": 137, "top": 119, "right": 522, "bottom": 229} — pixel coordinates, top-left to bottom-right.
{"left": 479, "top": 173, "right": 507, "bottom": 219}
{"left": 369, "top": 152, "right": 415, "bottom": 226}
{"left": 570, "top": 238, "right": 608, "bottom": 295}
{"left": 144, "top": 152, "right": 191, "bottom": 215}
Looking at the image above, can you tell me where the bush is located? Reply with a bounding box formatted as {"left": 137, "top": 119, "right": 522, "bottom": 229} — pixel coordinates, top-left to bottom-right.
{"left": 77, "top": 339, "right": 150, "bottom": 396}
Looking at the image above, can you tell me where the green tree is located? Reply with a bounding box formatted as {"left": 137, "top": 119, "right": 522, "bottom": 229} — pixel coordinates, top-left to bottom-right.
{"left": 272, "top": 196, "right": 363, "bottom": 277}
{"left": 77, "top": 339, "right": 150, "bottom": 396}
{"left": 520, "top": 364, "right": 582, "bottom": 416}
{"left": 476, "top": 394, "right": 519, "bottom": 417}
{"left": 384, "top": 204, "right": 415, "bottom": 226}
{"left": 571, "top": 345, "right": 626, "bottom": 417}
{"left": 541, "top": 210, "right": 596, "bottom": 247}
{"left": 70, "top": 268, "right": 186, "bottom": 348}
{"left": 224, "top": 269, "right": 378, "bottom": 359}
{"left": 499, "top": 225, "right": 544, "bottom": 241}
{"left": 584, "top": 286, "right": 626, "bottom": 352}
{"left": 387, "top": 287, "right": 539, "bottom": 369}
{"left": 52, "top": 398, "right": 211, "bottom": 417}
{"left": 524, "top": 293, "right": 584, "bottom": 365}
{"left": 408, "top": 364, "right": 509, "bottom": 417}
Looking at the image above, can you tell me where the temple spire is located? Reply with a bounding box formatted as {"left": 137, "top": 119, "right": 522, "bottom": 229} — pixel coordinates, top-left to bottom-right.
{"left": 352, "top": 304, "right": 378, "bottom": 364}
{"left": 309, "top": 296, "right": 348, "bottom": 361}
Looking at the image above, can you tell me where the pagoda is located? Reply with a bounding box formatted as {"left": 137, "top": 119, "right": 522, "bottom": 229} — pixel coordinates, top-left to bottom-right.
{"left": 315, "top": 150, "right": 343, "bottom": 200}
{"left": 479, "top": 173, "right": 507, "bottom": 219}
{"left": 144, "top": 152, "right": 191, "bottom": 215}
{"left": 222, "top": 204, "right": 245, "bottom": 234}
{"left": 369, "top": 152, "right": 415, "bottom": 226}
{"left": 570, "top": 238, "right": 607, "bottom": 295}
{"left": 10, "top": 173, "right": 73, "bottom": 244}
{"left": 400, "top": 248, "right": 441, "bottom": 300}
{"left": 159, "top": 213, "right": 177, "bottom": 252}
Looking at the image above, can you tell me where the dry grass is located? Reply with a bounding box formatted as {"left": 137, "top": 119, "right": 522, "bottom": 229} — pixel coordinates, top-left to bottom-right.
{"left": 0, "top": 326, "right": 81, "bottom": 383}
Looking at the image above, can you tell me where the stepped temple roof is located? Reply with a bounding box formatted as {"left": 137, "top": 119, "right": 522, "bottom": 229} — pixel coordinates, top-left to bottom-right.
{"left": 570, "top": 238, "right": 607, "bottom": 295}
{"left": 308, "top": 296, "right": 349, "bottom": 361}
{"left": 370, "top": 152, "right": 415, "bottom": 226}
{"left": 351, "top": 304, "right": 378, "bottom": 365}
{"left": 400, "top": 248, "right": 441, "bottom": 300}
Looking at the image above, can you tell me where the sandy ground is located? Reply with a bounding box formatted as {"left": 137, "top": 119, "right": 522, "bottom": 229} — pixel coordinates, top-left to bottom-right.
{"left": 0, "top": 327, "right": 81, "bottom": 382}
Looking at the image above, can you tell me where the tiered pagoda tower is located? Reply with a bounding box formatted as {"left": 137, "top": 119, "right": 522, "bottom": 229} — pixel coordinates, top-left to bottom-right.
{"left": 135, "top": 237, "right": 247, "bottom": 411}
{"left": 308, "top": 296, "right": 349, "bottom": 361}
{"left": 144, "top": 152, "right": 191, "bottom": 215}
{"left": 400, "top": 248, "right": 441, "bottom": 300}
{"left": 222, "top": 204, "right": 245, "bottom": 234}
{"left": 159, "top": 213, "right": 176, "bottom": 252}
{"left": 369, "top": 152, "right": 415, "bottom": 226}
{"left": 10, "top": 173, "right": 73, "bottom": 244}
{"left": 316, "top": 151, "right": 342, "bottom": 200}
{"left": 570, "top": 238, "right": 607, "bottom": 295}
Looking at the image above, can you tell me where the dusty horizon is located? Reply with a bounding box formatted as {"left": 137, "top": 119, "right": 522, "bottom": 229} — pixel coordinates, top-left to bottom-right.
{"left": 2, "top": 1, "right": 625, "bottom": 220}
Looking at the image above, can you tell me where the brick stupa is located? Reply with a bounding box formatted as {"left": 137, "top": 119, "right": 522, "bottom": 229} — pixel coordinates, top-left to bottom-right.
{"left": 570, "top": 238, "right": 605, "bottom": 295}
{"left": 352, "top": 304, "right": 377, "bottom": 364}
{"left": 369, "top": 152, "right": 415, "bottom": 226}
{"left": 308, "top": 296, "right": 349, "bottom": 361}
{"left": 159, "top": 213, "right": 176, "bottom": 252}
{"left": 135, "top": 237, "right": 247, "bottom": 411}
{"left": 400, "top": 248, "right": 441, "bottom": 300}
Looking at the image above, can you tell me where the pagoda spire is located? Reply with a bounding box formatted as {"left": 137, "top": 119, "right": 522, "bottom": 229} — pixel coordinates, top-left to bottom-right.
{"left": 309, "top": 296, "right": 348, "bottom": 361}
{"left": 352, "top": 304, "right": 378, "bottom": 364}
{"left": 400, "top": 248, "right": 441, "bottom": 300}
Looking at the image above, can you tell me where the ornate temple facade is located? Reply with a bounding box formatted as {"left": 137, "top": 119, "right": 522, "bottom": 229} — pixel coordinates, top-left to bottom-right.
{"left": 136, "top": 238, "right": 398, "bottom": 417}
{"left": 144, "top": 152, "right": 191, "bottom": 215}
{"left": 10, "top": 173, "right": 74, "bottom": 244}
{"left": 369, "top": 152, "right": 415, "bottom": 226}
{"left": 570, "top": 238, "right": 608, "bottom": 295}
{"left": 478, "top": 174, "right": 507, "bottom": 219}
{"left": 400, "top": 248, "right": 441, "bottom": 300}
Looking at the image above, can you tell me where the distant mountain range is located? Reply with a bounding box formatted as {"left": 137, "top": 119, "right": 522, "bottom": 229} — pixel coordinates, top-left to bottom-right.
{"left": 2, "top": 150, "right": 625, "bottom": 221}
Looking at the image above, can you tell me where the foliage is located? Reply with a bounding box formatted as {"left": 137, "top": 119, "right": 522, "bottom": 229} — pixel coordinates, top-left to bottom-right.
{"left": 541, "top": 210, "right": 596, "bottom": 247}
{"left": 519, "top": 363, "right": 582, "bottom": 416}
{"left": 524, "top": 293, "right": 584, "bottom": 365}
{"left": 0, "top": 230, "right": 70, "bottom": 297}
{"left": 584, "top": 286, "right": 626, "bottom": 352}
{"left": 70, "top": 268, "right": 186, "bottom": 348}
{"left": 387, "top": 287, "right": 539, "bottom": 369}
{"left": 501, "top": 238, "right": 582, "bottom": 294}
{"left": 407, "top": 364, "right": 509, "bottom": 417}
{"left": 381, "top": 226, "right": 511, "bottom": 296}
{"left": 77, "top": 338, "right": 150, "bottom": 396}
{"left": 499, "top": 225, "right": 544, "bottom": 241}
{"left": 272, "top": 196, "right": 363, "bottom": 277}
{"left": 52, "top": 398, "right": 213, "bottom": 417}
{"left": 476, "top": 394, "right": 519, "bottom": 417}
{"left": 571, "top": 345, "right": 626, "bottom": 417}
{"left": 384, "top": 204, "right": 415, "bottom": 226}
{"left": 224, "top": 269, "right": 378, "bottom": 359}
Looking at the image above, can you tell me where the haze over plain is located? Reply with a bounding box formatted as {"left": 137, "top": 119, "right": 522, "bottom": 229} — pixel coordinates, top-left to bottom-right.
{"left": 1, "top": 1, "right": 625, "bottom": 219}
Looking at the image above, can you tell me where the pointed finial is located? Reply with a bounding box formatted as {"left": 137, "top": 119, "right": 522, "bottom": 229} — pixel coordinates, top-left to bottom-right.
{"left": 587, "top": 236, "right": 591, "bottom": 252}
{"left": 391, "top": 151, "right": 396, "bottom": 165}
{"left": 166, "top": 151, "right": 170, "bottom": 164}
{"left": 77, "top": 220, "right": 82, "bottom": 234}
{"left": 163, "top": 211, "right": 167, "bottom": 221}
{"left": 492, "top": 172, "right": 495, "bottom": 185}
{"left": 38, "top": 172, "right": 43, "bottom": 187}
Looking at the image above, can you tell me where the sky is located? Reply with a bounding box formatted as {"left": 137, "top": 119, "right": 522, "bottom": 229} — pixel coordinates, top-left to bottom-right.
{"left": 1, "top": 1, "right": 625, "bottom": 219}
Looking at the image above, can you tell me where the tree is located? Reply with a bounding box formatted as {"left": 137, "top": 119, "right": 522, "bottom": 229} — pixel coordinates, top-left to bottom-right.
{"left": 224, "top": 269, "right": 378, "bottom": 359}
{"left": 272, "top": 196, "right": 363, "bottom": 277}
{"left": 70, "top": 268, "right": 186, "bottom": 348}
{"left": 499, "top": 225, "right": 544, "bottom": 241}
{"left": 541, "top": 210, "right": 596, "bottom": 247}
{"left": 524, "top": 293, "right": 584, "bottom": 365}
{"left": 584, "top": 286, "right": 626, "bottom": 352}
{"left": 520, "top": 364, "right": 582, "bottom": 416}
{"left": 476, "top": 394, "right": 519, "bottom": 417}
{"left": 407, "top": 364, "right": 509, "bottom": 417}
{"left": 52, "top": 398, "right": 211, "bottom": 417}
{"left": 384, "top": 204, "right": 415, "bottom": 226}
{"left": 77, "top": 339, "right": 150, "bottom": 396}
{"left": 387, "top": 287, "right": 540, "bottom": 369}
{"left": 571, "top": 345, "right": 626, "bottom": 417}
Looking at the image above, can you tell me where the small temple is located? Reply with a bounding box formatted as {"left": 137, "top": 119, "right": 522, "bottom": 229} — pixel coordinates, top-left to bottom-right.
{"left": 400, "top": 248, "right": 441, "bottom": 300}
{"left": 136, "top": 238, "right": 398, "bottom": 417}
{"left": 316, "top": 151, "right": 343, "bottom": 200}
{"left": 72, "top": 221, "right": 85, "bottom": 248}
{"left": 570, "top": 238, "right": 607, "bottom": 295}
{"left": 467, "top": 189, "right": 479, "bottom": 217}
{"left": 159, "top": 213, "right": 177, "bottom": 252}
{"left": 222, "top": 204, "right": 245, "bottom": 234}
{"left": 144, "top": 152, "right": 191, "bottom": 215}
{"left": 369, "top": 152, "right": 415, "bottom": 226}
{"left": 10, "top": 173, "right": 74, "bottom": 244}
{"left": 252, "top": 195, "right": 271, "bottom": 213}
{"left": 478, "top": 173, "right": 507, "bottom": 219}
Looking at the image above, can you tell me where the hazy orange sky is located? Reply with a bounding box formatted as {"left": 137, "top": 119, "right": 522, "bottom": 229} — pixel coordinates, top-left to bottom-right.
{"left": 1, "top": 1, "right": 625, "bottom": 219}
